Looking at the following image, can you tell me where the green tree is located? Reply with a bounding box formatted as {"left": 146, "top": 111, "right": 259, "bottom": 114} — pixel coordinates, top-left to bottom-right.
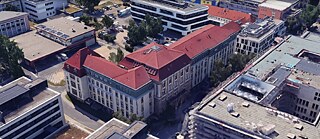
{"left": 93, "top": 22, "right": 103, "bottom": 30}
{"left": 144, "top": 14, "right": 163, "bottom": 38}
{"left": 76, "top": 0, "right": 100, "bottom": 12}
{"left": 229, "top": 54, "right": 255, "bottom": 72}
{"left": 109, "top": 48, "right": 124, "bottom": 63}
{"left": 103, "top": 34, "right": 116, "bottom": 43}
{"left": 101, "top": 16, "right": 114, "bottom": 29}
{"left": 0, "top": 35, "right": 24, "bottom": 79}
{"left": 127, "top": 20, "right": 147, "bottom": 46}
{"left": 210, "top": 60, "right": 232, "bottom": 87}
{"left": 79, "top": 15, "right": 92, "bottom": 25}
{"left": 130, "top": 114, "right": 143, "bottom": 123}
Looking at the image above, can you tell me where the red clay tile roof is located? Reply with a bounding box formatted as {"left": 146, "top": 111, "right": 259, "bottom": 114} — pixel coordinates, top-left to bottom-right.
{"left": 207, "top": 5, "right": 255, "bottom": 24}
{"left": 114, "top": 66, "right": 151, "bottom": 90}
{"left": 83, "top": 55, "right": 127, "bottom": 78}
{"left": 119, "top": 42, "right": 191, "bottom": 81}
{"left": 125, "top": 42, "right": 187, "bottom": 69}
{"left": 84, "top": 55, "right": 151, "bottom": 90}
{"left": 169, "top": 22, "right": 241, "bottom": 59}
{"left": 65, "top": 47, "right": 98, "bottom": 70}
{"left": 64, "top": 47, "right": 100, "bottom": 77}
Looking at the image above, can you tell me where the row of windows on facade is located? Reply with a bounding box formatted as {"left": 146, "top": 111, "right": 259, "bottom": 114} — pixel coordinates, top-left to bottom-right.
{"left": 89, "top": 85, "right": 152, "bottom": 118}
{"left": 88, "top": 79, "right": 153, "bottom": 103}
{"left": 0, "top": 101, "right": 60, "bottom": 138}
{"left": 0, "top": 22, "right": 25, "bottom": 30}
{"left": 131, "top": 2, "right": 208, "bottom": 17}
{"left": 293, "top": 111, "right": 315, "bottom": 123}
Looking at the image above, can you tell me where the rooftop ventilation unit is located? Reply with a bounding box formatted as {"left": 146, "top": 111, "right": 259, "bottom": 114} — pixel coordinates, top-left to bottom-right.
{"left": 261, "top": 124, "right": 275, "bottom": 135}
{"left": 227, "top": 103, "right": 234, "bottom": 113}
{"left": 219, "top": 95, "right": 227, "bottom": 101}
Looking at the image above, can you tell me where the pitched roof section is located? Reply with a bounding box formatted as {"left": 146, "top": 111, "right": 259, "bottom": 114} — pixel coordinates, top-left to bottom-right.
{"left": 207, "top": 5, "right": 255, "bottom": 24}
{"left": 65, "top": 47, "right": 98, "bottom": 70}
{"left": 125, "top": 42, "right": 186, "bottom": 69}
{"left": 169, "top": 23, "right": 241, "bottom": 59}
{"left": 120, "top": 42, "right": 191, "bottom": 81}
{"left": 83, "top": 55, "right": 127, "bottom": 78}
{"left": 114, "top": 66, "right": 151, "bottom": 90}
{"left": 84, "top": 55, "right": 151, "bottom": 90}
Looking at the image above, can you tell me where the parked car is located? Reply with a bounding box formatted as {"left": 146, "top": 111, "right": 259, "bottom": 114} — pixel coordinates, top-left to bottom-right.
{"left": 60, "top": 53, "right": 68, "bottom": 61}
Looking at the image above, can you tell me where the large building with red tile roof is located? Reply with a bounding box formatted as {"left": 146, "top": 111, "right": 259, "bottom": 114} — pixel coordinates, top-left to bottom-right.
{"left": 206, "top": 5, "right": 255, "bottom": 26}
{"left": 63, "top": 22, "right": 241, "bottom": 118}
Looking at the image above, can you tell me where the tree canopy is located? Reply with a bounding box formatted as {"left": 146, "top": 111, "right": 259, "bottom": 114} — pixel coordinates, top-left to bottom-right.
{"left": 0, "top": 35, "right": 24, "bottom": 79}
{"left": 286, "top": 4, "right": 320, "bottom": 34}
{"left": 76, "top": 0, "right": 100, "bottom": 12}
{"left": 127, "top": 14, "right": 163, "bottom": 46}
{"left": 101, "top": 16, "right": 114, "bottom": 29}
{"left": 109, "top": 48, "right": 124, "bottom": 64}
{"left": 210, "top": 54, "right": 254, "bottom": 87}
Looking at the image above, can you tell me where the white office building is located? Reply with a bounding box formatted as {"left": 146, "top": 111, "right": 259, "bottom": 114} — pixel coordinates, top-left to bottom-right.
{"left": 0, "top": 77, "right": 66, "bottom": 139}
{"left": 131, "top": 0, "right": 209, "bottom": 36}
{"left": 0, "top": 11, "right": 30, "bottom": 37}
{"left": 235, "top": 17, "right": 285, "bottom": 55}
{"left": 22, "top": 0, "right": 67, "bottom": 21}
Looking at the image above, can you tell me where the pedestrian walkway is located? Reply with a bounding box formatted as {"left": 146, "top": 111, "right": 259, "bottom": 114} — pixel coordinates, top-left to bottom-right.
{"left": 45, "top": 69, "right": 65, "bottom": 84}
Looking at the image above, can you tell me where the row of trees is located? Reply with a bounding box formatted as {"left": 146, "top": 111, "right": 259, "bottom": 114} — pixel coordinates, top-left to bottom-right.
{"left": 127, "top": 14, "right": 163, "bottom": 47}
{"left": 210, "top": 54, "right": 255, "bottom": 87}
{"left": 0, "top": 35, "right": 25, "bottom": 80}
{"left": 286, "top": 4, "right": 320, "bottom": 34}
{"left": 75, "top": 0, "right": 100, "bottom": 12}
{"left": 112, "top": 111, "right": 143, "bottom": 124}
{"left": 80, "top": 15, "right": 114, "bottom": 30}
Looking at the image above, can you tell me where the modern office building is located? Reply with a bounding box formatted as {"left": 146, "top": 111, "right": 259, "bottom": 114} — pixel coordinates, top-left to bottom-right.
{"left": 86, "top": 118, "right": 158, "bottom": 139}
{"left": 258, "top": 0, "right": 301, "bottom": 20}
{"left": 234, "top": 17, "right": 285, "bottom": 55}
{"left": 0, "top": 0, "right": 23, "bottom": 11}
{"left": 0, "top": 11, "right": 29, "bottom": 37}
{"left": 219, "top": 0, "right": 266, "bottom": 16}
{"left": 184, "top": 33, "right": 320, "bottom": 139}
{"left": 22, "top": 0, "right": 67, "bottom": 21}
{"left": 64, "top": 22, "right": 241, "bottom": 118}
{"left": 0, "top": 77, "right": 66, "bottom": 139}
{"left": 12, "top": 17, "right": 95, "bottom": 68}
{"left": 207, "top": 5, "right": 255, "bottom": 26}
{"left": 131, "top": 0, "right": 209, "bottom": 35}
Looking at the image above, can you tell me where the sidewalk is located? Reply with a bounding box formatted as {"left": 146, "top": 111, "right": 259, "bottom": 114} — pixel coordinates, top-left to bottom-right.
{"left": 64, "top": 115, "right": 94, "bottom": 134}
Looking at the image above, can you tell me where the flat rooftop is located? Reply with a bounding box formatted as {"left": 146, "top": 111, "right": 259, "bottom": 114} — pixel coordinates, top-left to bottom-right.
{"left": 288, "top": 69, "right": 320, "bottom": 89}
{"left": 248, "top": 35, "right": 320, "bottom": 80}
{"left": 0, "top": 77, "right": 59, "bottom": 127}
{"left": 0, "top": 11, "right": 28, "bottom": 22}
{"left": 239, "top": 18, "right": 283, "bottom": 41}
{"left": 11, "top": 30, "right": 65, "bottom": 62}
{"left": 35, "top": 17, "right": 94, "bottom": 39}
{"left": 133, "top": 0, "right": 208, "bottom": 14}
{"left": 259, "top": 0, "right": 297, "bottom": 11}
{"left": 86, "top": 118, "right": 129, "bottom": 139}
{"left": 198, "top": 91, "right": 320, "bottom": 139}
{"left": 86, "top": 118, "right": 157, "bottom": 139}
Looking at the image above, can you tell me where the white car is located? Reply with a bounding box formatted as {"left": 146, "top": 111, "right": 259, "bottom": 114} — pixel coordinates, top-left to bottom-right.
{"left": 60, "top": 53, "right": 68, "bottom": 61}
